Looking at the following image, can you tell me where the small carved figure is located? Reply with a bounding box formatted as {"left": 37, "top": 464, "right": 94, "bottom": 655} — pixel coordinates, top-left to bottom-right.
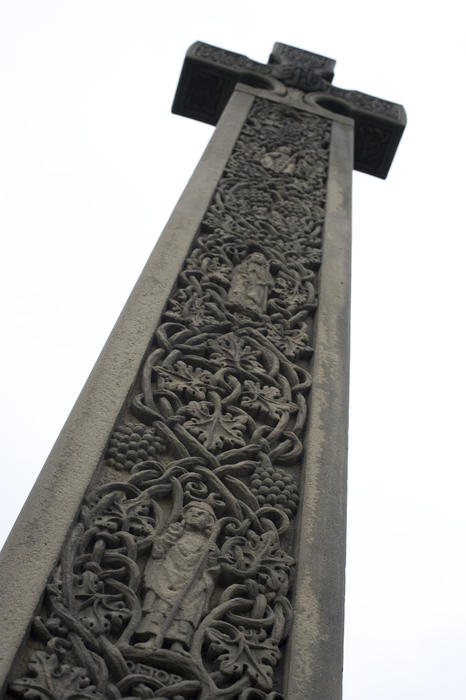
{"left": 261, "top": 145, "right": 297, "bottom": 174}
{"left": 228, "top": 253, "right": 273, "bottom": 313}
{"left": 134, "top": 501, "right": 219, "bottom": 653}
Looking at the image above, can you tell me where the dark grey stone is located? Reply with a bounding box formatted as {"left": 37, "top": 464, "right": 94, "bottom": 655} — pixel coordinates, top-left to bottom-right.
{"left": 173, "top": 41, "right": 406, "bottom": 178}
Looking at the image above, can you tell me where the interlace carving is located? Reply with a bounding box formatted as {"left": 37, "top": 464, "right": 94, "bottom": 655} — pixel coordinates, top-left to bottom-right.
{"left": 9, "top": 99, "right": 330, "bottom": 699}
{"left": 192, "top": 41, "right": 402, "bottom": 119}
{"left": 326, "top": 85, "right": 403, "bottom": 119}
{"left": 194, "top": 44, "right": 266, "bottom": 75}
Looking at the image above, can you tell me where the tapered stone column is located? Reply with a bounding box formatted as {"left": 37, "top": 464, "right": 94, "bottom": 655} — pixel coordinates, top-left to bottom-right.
{"left": 0, "top": 43, "right": 405, "bottom": 700}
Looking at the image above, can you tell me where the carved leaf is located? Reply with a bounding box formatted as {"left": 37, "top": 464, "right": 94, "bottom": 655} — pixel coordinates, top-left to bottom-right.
{"left": 264, "top": 323, "right": 312, "bottom": 359}
{"left": 198, "top": 255, "right": 233, "bottom": 285}
{"left": 272, "top": 276, "right": 309, "bottom": 309}
{"left": 10, "top": 651, "right": 101, "bottom": 699}
{"left": 206, "top": 622, "right": 279, "bottom": 690}
{"left": 220, "top": 529, "right": 293, "bottom": 580}
{"left": 184, "top": 399, "right": 248, "bottom": 452}
{"left": 157, "top": 361, "right": 213, "bottom": 400}
{"left": 208, "top": 333, "right": 265, "bottom": 373}
{"left": 241, "top": 380, "right": 297, "bottom": 420}
{"left": 90, "top": 491, "right": 156, "bottom": 539}
{"left": 165, "top": 293, "right": 221, "bottom": 327}
{"left": 76, "top": 573, "right": 130, "bottom": 636}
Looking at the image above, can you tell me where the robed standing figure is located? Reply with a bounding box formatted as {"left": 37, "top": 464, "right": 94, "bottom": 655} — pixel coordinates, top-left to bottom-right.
{"left": 134, "top": 501, "right": 219, "bottom": 653}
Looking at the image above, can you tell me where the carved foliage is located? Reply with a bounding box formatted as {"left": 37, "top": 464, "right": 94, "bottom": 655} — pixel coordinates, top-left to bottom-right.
{"left": 10, "top": 100, "right": 330, "bottom": 699}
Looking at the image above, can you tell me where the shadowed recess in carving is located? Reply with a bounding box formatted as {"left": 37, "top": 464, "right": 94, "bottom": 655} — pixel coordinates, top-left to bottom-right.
{"left": 313, "top": 96, "right": 352, "bottom": 118}
{"left": 237, "top": 74, "right": 276, "bottom": 91}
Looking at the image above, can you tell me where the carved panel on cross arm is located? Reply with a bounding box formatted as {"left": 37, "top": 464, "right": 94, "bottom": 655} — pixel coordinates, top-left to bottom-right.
{"left": 9, "top": 99, "right": 331, "bottom": 700}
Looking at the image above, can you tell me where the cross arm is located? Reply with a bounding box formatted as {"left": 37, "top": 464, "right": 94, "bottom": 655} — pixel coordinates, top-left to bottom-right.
{"left": 172, "top": 41, "right": 406, "bottom": 178}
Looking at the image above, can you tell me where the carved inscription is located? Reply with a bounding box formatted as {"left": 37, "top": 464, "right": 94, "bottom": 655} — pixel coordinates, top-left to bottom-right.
{"left": 9, "top": 99, "right": 331, "bottom": 699}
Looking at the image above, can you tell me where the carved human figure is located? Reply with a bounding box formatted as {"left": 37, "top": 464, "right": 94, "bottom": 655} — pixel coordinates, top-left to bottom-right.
{"left": 135, "top": 501, "right": 219, "bottom": 653}
{"left": 228, "top": 252, "right": 273, "bottom": 313}
{"left": 261, "top": 145, "right": 297, "bottom": 174}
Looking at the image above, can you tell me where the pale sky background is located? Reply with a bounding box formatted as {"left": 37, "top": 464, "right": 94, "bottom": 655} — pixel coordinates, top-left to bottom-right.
{"left": 1, "top": 2, "right": 465, "bottom": 699}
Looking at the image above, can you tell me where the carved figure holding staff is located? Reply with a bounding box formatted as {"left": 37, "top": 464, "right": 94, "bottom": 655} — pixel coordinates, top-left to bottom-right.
{"left": 134, "top": 501, "right": 220, "bottom": 653}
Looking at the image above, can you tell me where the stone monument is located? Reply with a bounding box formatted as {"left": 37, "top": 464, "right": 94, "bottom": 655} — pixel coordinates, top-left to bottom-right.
{"left": 0, "top": 42, "right": 405, "bottom": 699}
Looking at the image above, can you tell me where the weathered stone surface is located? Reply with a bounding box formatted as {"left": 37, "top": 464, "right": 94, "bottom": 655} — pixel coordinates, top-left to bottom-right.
{"left": 0, "top": 42, "right": 404, "bottom": 700}
{"left": 173, "top": 41, "right": 406, "bottom": 178}
{"left": 5, "top": 93, "right": 332, "bottom": 700}
{"left": 0, "top": 89, "right": 256, "bottom": 698}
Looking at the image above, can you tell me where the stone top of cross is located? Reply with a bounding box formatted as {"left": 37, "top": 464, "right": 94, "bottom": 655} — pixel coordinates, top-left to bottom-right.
{"left": 172, "top": 41, "right": 406, "bottom": 178}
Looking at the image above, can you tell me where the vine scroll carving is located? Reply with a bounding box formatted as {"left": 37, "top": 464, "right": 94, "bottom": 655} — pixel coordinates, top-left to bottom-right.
{"left": 9, "top": 98, "right": 331, "bottom": 699}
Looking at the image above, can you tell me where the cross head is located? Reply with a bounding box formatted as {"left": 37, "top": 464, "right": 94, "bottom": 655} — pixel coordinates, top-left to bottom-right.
{"left": 172, "top": 41, "right": 406, "bottom": 178}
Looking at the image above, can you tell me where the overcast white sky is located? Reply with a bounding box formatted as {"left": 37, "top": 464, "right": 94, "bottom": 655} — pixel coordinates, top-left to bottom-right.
{"left": 1, "top": 2, "right": 465, "bottom": 698}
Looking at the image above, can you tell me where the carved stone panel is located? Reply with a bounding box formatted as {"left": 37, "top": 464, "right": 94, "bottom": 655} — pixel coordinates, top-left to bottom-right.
{"left": 8, "top": 99, "right": 331, "bottom": 700}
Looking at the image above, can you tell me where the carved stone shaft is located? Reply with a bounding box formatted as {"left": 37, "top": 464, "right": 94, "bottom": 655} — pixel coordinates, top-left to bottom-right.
{"left": 0, "top": 43, "right": 404, "bottom": 700}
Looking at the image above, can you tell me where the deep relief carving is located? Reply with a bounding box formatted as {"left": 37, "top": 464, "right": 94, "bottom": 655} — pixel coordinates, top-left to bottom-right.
{"left": 228, "top": 253, "right": 273, "bottom": 313}
{"left": 192, "top": 42, "right": 330, "bottom": 94}
{"left": 194, "top": 44, "right": 267, "bottom": 75}
{"left": 327, "top": 85, "right": 403, "bottom": 120}
{"left": 10, "top": 99, "right": 330, "bottom": 699}
{"left": 135, "top": 501, "right": 220, "bottom": 653}
{"left": 192, "top": 41, "right": 402, "bottom": 119}
{"left": 269, "top": 43, "right": 334, "bottom": 73}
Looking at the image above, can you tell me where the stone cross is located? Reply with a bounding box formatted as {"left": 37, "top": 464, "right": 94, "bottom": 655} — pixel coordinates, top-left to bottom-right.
{"left": 0, "top": 43, "right": 405, "bottom": 700}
